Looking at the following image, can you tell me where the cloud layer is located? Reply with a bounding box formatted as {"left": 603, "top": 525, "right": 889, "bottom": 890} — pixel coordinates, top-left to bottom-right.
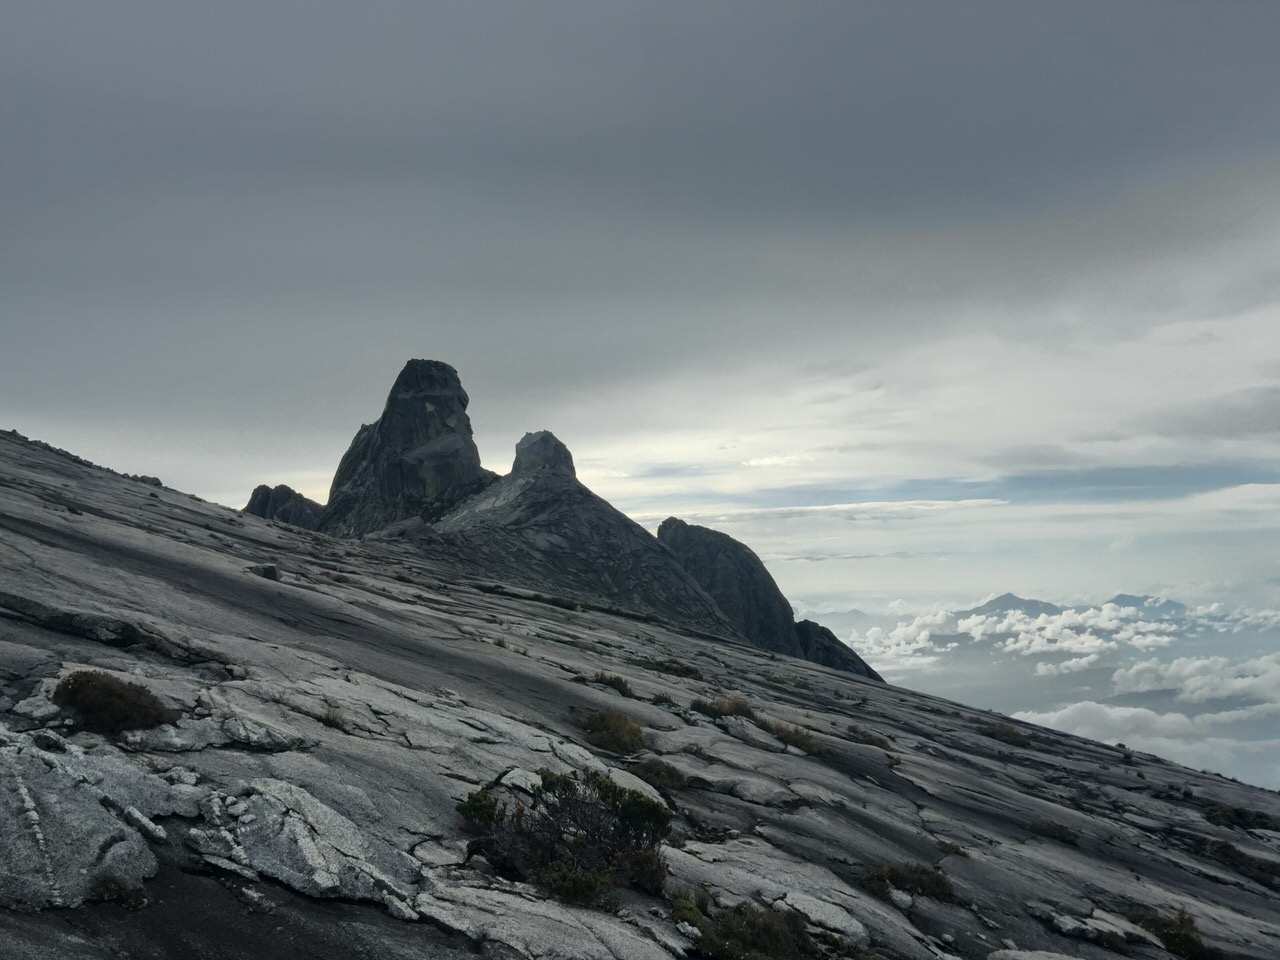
{"left": 837, "top": 595, "right": 1280, "bottom": 788}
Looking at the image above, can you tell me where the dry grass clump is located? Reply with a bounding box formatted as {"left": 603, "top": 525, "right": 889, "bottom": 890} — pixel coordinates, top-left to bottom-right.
{"left": 977, "top": 721, "right": 1033, "bottom": 747}
{"left": 592, "top": 671, "right": 635, "bottom": 698}
{"left": 626, "top": 656, "right": 704, "bottom": 681}
{"left": 690, "top": 694, "right": 756, "bottom": 721}
{"left": 631, "top": 757, "right": 687, "bottom": 791}
{"left": 583, "top": 709, "right": 645, "bottom": 753}
{"left": 766, "top": 720, "right": 830, "bottom": 756}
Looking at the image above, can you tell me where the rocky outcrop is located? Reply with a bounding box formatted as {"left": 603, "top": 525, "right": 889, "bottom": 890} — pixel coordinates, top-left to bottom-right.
{"left": 794, "top": 619, "right": 883, "bottom": 680}
{"left": 319, "top": 360, "right": 497, "bottom": 537}
{"left": 434, "top": 433, "right": 735, "bottom": 636}
{"left": 243, "top": 484, "right": 323, "bottom": 529}
{"left": 656, "top": 518, "right": 798, "bottom": 653}
{"left": 658, "top": 517, "right": 882, "bottom": 679}
{"left": 511, "top": 430, "right": 575, "bottom": 477}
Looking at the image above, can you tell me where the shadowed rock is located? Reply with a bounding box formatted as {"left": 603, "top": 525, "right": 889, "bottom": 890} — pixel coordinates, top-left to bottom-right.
{"left": 319, "top": 360, "right": 497, "bottom": 536}
{"left": 658, "top": 517, "right": 881, "bottom": 679}
{"left": 435, "top": 433, "right": 735, "bottom": 635}
{"left": 794, "top": 619, "right": 883, "bottom": 680}
{"left": 244, "top": 484, "right": 323, "bottom": 529}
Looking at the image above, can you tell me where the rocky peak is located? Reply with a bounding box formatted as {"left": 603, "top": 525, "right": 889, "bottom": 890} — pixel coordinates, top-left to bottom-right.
{"left": 433, "top": 439, "right": 734, "bottom": 636}
{"left": 511, "top": 431, "right": 575, "bottom": 477}
{"left": 243, "top": 484, "right": 323, "bottom": 530}
{"left": 318, "top": 360, "right": 497, "bottom": 537}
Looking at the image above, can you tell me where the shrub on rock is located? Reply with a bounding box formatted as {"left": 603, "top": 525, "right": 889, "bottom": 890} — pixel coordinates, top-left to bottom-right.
{"left": 53, "top": 670, "right": 180, "bottom": 737}
{"left": 457, "top": 768, "right": 671, "bottom": 903}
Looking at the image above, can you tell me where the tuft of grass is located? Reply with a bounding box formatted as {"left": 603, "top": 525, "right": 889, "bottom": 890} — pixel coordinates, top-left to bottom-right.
{"left": 651, "top": 692, "right": 676, "bottom": 707}
{"left": 977, "top": 721, "right": 1033, "bottom": 748}
{"left": 583, "top": 709, "right": 645, "bottom": 754}
{"left": 53, "top": 670, "right": 180, "bottom": 737}
{"left": 767, "top": 720, "right": 830, "bottom": 756}
{"left": 865, "top": 862, "right": 953, "bottom": 902}
{"left": 690, "top": 695, "right": 756, "bottom": 721}
{"left": 321, "top": 705, "right": 349, "bottom": 731}
{"left": 847, "top": 725, "right": 893, "bottom": 750}
{"left": 592, "top": 671, "right": 634, "bottom": 698}
{"left": 626, "top": 656, "right": 704, "bottom": 681}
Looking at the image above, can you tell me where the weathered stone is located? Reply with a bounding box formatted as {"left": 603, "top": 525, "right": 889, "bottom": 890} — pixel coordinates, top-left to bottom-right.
{"left": 0, "top": 725, "right": 169, "bottom": 908}
{"left": 247, "top": 563, "right": 281, "bottom": 581}
{"left": 512, "top": 430, "right": 576, "bottom": 477}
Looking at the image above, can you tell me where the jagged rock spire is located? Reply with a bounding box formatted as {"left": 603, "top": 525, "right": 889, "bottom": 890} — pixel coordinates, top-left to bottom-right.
{"left": 318, "top": 360, "right": 496, "bottom": 536}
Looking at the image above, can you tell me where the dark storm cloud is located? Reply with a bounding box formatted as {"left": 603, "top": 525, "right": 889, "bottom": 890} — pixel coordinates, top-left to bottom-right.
{"left": 8, "top": 2, "right": 1279, "bottom": 225}
{"left": 4, "top": 1, "right": 1280, "bottom": 508}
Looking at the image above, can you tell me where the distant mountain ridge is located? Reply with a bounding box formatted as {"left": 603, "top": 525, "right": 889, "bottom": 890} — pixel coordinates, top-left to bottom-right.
{"left": 957, "top": 591, "right": 1188, "bottom": 621}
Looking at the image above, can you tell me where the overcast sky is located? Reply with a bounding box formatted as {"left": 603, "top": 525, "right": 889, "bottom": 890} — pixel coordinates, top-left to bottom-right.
{"left": 5, "top": 2, "right": 1280, "bottom": 625}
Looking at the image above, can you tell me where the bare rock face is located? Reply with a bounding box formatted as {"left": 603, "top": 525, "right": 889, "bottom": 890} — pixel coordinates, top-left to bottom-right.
{"left": 658, "top": 517, "right": 881, "bottom": 679}
{"left": 435, "top": 434, "right": 735, "bottom": 635}
{"left": 244, "top": 484, "right": 323, "bottom": 529}
{"left": 656, "top": 517, "right": 798, "bottom": 652}
{"left": 511, "top": 430, "right": 575, "bottom": 477}
{"left": 319, "top": 360, "right": 497, "bottom": 537}
{"left": 794, "top": 619, "right": 883, "bottom": 681}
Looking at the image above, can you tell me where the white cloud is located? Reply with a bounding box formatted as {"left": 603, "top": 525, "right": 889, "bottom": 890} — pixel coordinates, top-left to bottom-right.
{"left": 1013, "top": 700, "right": 1280, "bottom": 788}
{"left": 1111, "top": 653, "right": 1280, "bottom": 704}
{"left": 1035, "top": 654, "right": 1102, "bottom": 676}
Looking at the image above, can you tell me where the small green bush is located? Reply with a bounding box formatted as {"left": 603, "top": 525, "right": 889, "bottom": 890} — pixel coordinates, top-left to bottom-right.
{"left": 671, "top": 896, "right": 821, "bottom": 960}
{"left": 1135, "top": 906, "right": 1217, "bottom": 959}
{"left": 457, "top": 768, "right": 671, "bottom": 903}
{"left": 651, "top": 692, "right": 676, "bottom": 707}
{"left": 1204, "top": 804, "right": 1279, "bottom": 831}
{"left": 584, "top": 709, "right": 645, "bottom": 754}
{"left": 53, "top": 670, "right": 180, "bottom": 737}
{"left": 632, "top": 757, "right": 686, "bottom": 791}
{"left": 592, "top": 671, "right": 634, "bottom": 697}
{"left": 866, "top": 862, "right": 953, "bottom": 901}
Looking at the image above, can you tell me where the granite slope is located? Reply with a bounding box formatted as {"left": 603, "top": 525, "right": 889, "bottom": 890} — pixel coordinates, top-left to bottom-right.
{"left": 2, "top": 429, "right": 1280, "bottom": 960}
